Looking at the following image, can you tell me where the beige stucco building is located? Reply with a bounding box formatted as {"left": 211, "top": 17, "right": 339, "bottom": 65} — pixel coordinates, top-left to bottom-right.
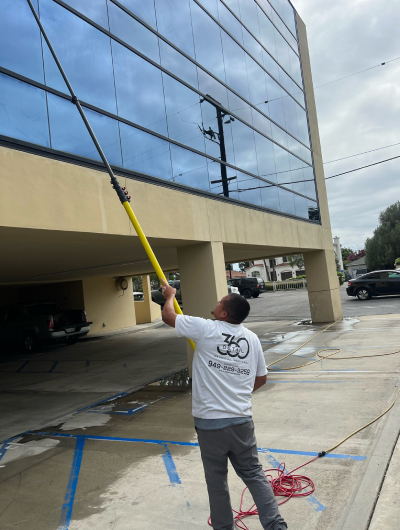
{"left": 0, "top": 0, "right": 342, "bottom": 360}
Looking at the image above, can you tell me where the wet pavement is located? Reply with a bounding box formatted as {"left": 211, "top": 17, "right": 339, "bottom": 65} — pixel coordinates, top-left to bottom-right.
{"left": 1, "top": 315, "right": 400, "bottom": 530}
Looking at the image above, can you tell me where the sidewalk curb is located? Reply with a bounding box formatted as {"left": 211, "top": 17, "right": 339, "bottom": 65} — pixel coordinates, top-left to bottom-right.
{"left": 338, "top": 385, "right": 400, "bottom": 530}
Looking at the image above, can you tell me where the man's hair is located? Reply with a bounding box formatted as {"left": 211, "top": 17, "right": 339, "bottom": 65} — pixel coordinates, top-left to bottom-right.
{"left": 223, "top": 294, "right": 251, "bottom": 324}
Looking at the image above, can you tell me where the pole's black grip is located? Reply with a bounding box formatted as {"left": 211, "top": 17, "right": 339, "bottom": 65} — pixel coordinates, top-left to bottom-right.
{"left": 318, "top": 451, "right": 326, "bottom": 458}
{"left": 110, "top": 178, "right": 131, "bottom": 203}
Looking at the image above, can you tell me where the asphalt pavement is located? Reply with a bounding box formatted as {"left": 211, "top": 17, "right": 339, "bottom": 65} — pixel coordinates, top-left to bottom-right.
{"left": 246, "top": 284, "right": 400, "bottom": 321}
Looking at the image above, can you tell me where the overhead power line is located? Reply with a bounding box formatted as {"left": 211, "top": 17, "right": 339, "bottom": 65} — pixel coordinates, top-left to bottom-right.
{"left": 325, "top": 155, "right": 400, "bottom": 180}
{"left": 314, "top": 56, "right": 400, "bottom": 89}
{"left": 323, "top": 141, "right": 400, "bottom": 164}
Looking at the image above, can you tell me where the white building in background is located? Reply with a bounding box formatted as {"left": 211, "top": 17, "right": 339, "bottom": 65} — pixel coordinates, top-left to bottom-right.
{"left": 333, "top": 236, "right": 344, "bottom": 270}
{"left": 245, "top": 257, "right": 305, "bottom": 282}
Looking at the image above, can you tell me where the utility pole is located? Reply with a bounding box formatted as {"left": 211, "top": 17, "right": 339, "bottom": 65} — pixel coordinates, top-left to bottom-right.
{"left": 200, "top": 95, "right": 236, "bottom": 198}
{"left": 263, "top": 259, "right": 271, "bottom": 282}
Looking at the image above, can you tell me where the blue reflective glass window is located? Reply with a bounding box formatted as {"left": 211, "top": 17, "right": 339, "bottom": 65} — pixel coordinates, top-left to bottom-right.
{"left": 265, "top": 71, "right": 282, "bottom": 101}
{"left": 288, "top": 49, "right": 302, "bottom": 86}
{"left": 62, "top": 0, "right": 109, "bottom": 28}
{"left": 221, "top": 32, "right": 250, "bottom": 101}
{"left": 286, "top": 133, "right": 303, "bottom": 160}
{"left": 119, "top": 123, "right": 172, "bottom": 179}
{"left": 197, "top": 68, "right": 229, "bottom": 109}
{"left": 191, "top": 2, "right": 226, "bottom": 82}
{"left": 271, "top": 123, "right": 288, "bottom": 148}
{"left": 296, "top": 105, "right": 310, "bottom": 146}
{"left": 270, "top": 0, "right": 297, "bottom": 37}
{"left": 47, "top": 94, "right": 122, "bottom": 165}
{"left": 278, "top": 68, "right": 295, "bottom": 95}
{"left": 308, "top": 201, "right": 320, "bottom": 222}
{"left": 170, "top": 144, "right": 210, "bottom": 191}
{"left": 198, "top": 0, "right": 219, "bottom": 19}
{"left": 112, "top": 41, "right": 167, "bottom": 136}
{"left": 108, "top": 2, "right": 160, "bottom": 64}
{"left": 257, "top": 7, "right": 277, "bottom": 58}
{"left": 208, "top": 161, "right": 238, "bottom": 198}
{"left": 254, "top": 131, "right": 276, "bottom": 179}
{"left": 40, "top": 0, "right": 117, "bottom": 114}
{"left": 242, "top": 28, "right": 263, "bottom": 64}
{"left": 294, "top": 193, "right": 308, "bottom": 218}
{"left": 273, "top": 143, "right": 290, "bottom": 178}
{"left": 269, "top": 99, "right": 286, "bottom": 131}
{"left": 292, "top": 88, "right": 305, "bottom": 108}
{"left": 251, "top": 108, "right": 272, "bottom": 139}
{"left": 261, "top": 184, "right": 280, "bottom": 211}
{"left": 282, "top": 95, "right": 300, "bottom": 139}
{"left": 223, "top": 0, "right": 240, "bottom": 17}
{"left": 246, "top": 57, "right": 268, "bottom": 108}
{"left": 291, "top": 168, "right": 306, "bottom": 195}
{"left": 285, "top": 32, "right": 298, "bottom": 54}
{"left": 278, "top": 187, "right": 296, "bottom": 215}
{"left": 0, "top": 0, "right": 44, "bottom": 83}
{"left": 303, "top": 167, "right": 317, "bottom": 199}
{"left": 159, "top": 41, "right": 198, "bottom": 88}
{"left": 154, "top": 0, "right": 195, "bottom": 58}
{"left": 238, "top": 0, "right": 260, "bottom": 41}
{"left": 257, "top": 0, "right": 273, "bottom": 18}
{"left": 236, "top": 172, "right": 262, "bottom": 207}
{"left": 217, "top": 2, "right": 243, "bottom": 45}
{"left": 0, "top": 74, "right": 49, "bottom": 146}
{"left": 230, "top": 120, "right": 258, "bottom": 175}
{"left": 162, "top": 74, "right": 205, "bottom": 152}
{"left": 262, "top": 50, "right": 280, "bottom": 82}
{"left": 301, "top": 146, "right": 313, "bottom": 165}
{"left": 117, "top": 0, "right": 158, "bottom": 30}
{"left": 227, "top": 91, "right": 252, "bottom": 124}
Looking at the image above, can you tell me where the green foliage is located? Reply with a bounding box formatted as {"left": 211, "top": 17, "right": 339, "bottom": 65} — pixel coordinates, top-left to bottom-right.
{"left": 337, "top": 271, "right": 345, "bottom": 285}
{"left": 341, "top": 247, "right": 355, "bottom": 262}
{"left": 132, "top": 276, "right": 143, "bottom": 292}
{"left": 288, "top": 254, "right": 304, "bottom": 269}
{"left": 295, "top": 275, "right": 307, "bottom": 279}
{"left": 365, "top": 201, "right": 400, "bottom": 270}
{"left": 395, "top": 257, "right": 400, "bottom": 267}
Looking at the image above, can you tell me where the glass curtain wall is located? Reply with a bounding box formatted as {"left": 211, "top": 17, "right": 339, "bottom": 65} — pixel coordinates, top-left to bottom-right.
{"left": 0, "top": 0, "right": 319, "bottom": 221}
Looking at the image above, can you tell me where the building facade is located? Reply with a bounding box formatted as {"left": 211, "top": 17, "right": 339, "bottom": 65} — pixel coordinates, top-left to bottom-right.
{"left": 0, "top": 0, "right": 342, "bottom": 353}
{"left": 245, "top": 256, "right": 304, "bottom": 281}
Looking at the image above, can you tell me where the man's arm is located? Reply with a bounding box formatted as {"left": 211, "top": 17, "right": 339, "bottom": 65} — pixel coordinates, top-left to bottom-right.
{"left": 253, "top": 374, "right": 267, "bottom": 392}
{"left": 161, "top": 279, "right": 178, "bottom": 328}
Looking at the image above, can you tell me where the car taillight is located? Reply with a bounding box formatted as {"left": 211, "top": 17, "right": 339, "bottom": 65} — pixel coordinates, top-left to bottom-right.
{"left": 348, "top": 281, "right": 352, "bottom": 286}
{"left": 84, "top": 311, "right": 88, "bottom": 323}
{"left": 257, "top": 285, "right": 260, "bottom": 288}
{"left": 47, "top": 317, "right": 54, "bottom": 330}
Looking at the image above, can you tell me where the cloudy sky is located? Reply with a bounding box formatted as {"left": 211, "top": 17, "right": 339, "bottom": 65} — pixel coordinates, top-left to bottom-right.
{"left": 294, "top": 0, "right": 400, "bottom": 250}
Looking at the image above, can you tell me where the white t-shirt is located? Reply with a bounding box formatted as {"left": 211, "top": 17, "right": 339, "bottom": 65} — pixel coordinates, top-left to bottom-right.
{"left": 175, "top": 315, "right": 267, "bottom": 419}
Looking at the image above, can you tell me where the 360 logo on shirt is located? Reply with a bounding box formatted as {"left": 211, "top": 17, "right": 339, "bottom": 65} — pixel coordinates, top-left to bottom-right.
{"left": 217, "top": 334, "right": 250, "bottom": 359}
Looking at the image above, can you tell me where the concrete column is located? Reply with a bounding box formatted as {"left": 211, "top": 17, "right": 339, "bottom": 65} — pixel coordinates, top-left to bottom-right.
{"left": 82, "top": 276, "right": 136, "bottom": 334}
{"left": 304, "top": 250, "right": 343, "bottom": 322}
{"left": 177, "top": 241, "right": 228, "bottom": 371}
{"left": 134, "top": 275, "right": 161, "bottom": 324}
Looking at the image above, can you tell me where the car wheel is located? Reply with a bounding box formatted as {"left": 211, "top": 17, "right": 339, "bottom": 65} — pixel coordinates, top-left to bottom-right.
{"left": 23, "top": 332, "right": 37, "bottom": 353}
{"left": 253, "top": 292, "right": 260, "bottom": 298}
{"left": 356, "top": 288, "right": 371, "bottom": 300}
{"left": 243, "top": 289, "right": 252, "bottom": 299}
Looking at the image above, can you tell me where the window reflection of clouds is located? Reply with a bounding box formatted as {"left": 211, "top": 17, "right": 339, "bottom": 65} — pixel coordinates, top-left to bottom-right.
{"left": 0, "top": 74, "right": 50, "bottom": 147}
{"left": 41, "top": 0, "right": 117, "bottom": 113}
{"left": 47, "top": 94, "right": 122, "bottom": 165}
{"left": 0, "top": 0, "right": 318, "bottom": 221}
{"left": 0, "top": 0, "right": 43, "bottom": 83}
{"left": 108, "top": 2, "right": 160, "bottom": 64}
{"left": 154, "top": 0, "right": 195, "bottom": 59}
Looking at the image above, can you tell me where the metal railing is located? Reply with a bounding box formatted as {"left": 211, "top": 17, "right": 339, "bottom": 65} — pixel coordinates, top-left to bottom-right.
{"left": 271, "top": 279, "right": 307, "bottom": 291}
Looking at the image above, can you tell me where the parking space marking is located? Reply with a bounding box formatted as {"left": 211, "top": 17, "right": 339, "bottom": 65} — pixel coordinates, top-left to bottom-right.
{"left": 162, "top": 444, "right": 181, "bottom": 485}
{"left": 58, "top": 437, "right": 85, "bottom": 530}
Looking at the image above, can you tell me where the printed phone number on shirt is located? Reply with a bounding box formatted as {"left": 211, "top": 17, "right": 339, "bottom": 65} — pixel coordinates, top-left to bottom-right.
{"left": 208, "top": 360, "right": 250, "bottom": 375}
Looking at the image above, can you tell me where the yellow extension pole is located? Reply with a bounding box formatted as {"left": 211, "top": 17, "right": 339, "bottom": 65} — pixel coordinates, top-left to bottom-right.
{"left": 123, "top": 201, "right": 196, "bottom": 352}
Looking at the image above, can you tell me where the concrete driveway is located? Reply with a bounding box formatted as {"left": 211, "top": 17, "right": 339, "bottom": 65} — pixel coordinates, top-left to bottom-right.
{"left": 1, "top": 315, "right": 400, "bottom": 530}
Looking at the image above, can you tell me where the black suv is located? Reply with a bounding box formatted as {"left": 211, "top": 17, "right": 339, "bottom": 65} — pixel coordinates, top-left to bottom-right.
{"left": 227, "top": 278, "right": 261, "bottom": 298}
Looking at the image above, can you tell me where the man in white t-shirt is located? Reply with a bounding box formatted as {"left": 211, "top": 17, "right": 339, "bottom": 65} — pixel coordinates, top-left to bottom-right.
{"left": 160, "top": 279, "right": 287, "bottom": 530}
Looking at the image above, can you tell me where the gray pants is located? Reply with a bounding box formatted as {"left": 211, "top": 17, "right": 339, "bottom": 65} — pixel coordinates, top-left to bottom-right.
{"left": 197, "top": 421, "right": 287, "bottom": 530}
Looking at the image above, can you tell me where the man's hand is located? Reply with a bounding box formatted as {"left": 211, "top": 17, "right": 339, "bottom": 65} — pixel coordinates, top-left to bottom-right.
{"left": 161, "top": 279, "right": 178, "bottom": 328}
{"left": 161, "top": 279, "right": 176, "bottom": 300}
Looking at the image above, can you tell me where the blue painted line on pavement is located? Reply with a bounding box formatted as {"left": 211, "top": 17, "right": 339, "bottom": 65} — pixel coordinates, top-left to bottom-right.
{"left": 76, "top": 392, "right": 129, "bottom": 412}
{"left": 48, "top": 361, "right": 59, "bottom": 373}
{"left": 0, "top": 436, "right": 20, "bottom": 463}
{"left": 259, "top": 448, "right": 366, "bottom": 461}
{"left": 162, "top": 444, "right": 181, "bottom": 485}
{"left": 58, "top": 436, "right": 85, "bottom": 530}
{"left": 31, "top": 432, "right": 366, "bottom": 460}
{"left": 263, "top": 452, "right": 326, "bottom": 512}
{"left": 16, "top": 361, "right": 30, "bottom": 373}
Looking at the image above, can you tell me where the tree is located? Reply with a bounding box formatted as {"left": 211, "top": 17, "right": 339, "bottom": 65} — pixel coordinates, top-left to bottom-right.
{"left": 395, "top": 257, "right": 400, "bottom": 268}
{"left": 365, "top": 201, "right": 400, "bottom": 270}
{"left": 341, "top": 247, "right": 354, "bottom": 262}
{"left": 226, "top": 263, "right": 233, "bottom": 279}
{"left": 288, "top": 254, "right": 304, "bottom": 269}
{"left": 347, "top": 249, "right": 365, "bottom": 262}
